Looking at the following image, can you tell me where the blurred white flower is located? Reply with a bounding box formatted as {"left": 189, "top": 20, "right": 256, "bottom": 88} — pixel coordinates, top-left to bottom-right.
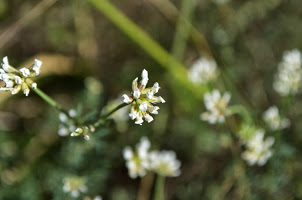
{"left": 122, "top": 69, "right": 165, "bottom": 125}
{"left": 63, "top": 176, "right": 87, "bottom": 198}
{"left": 273, "top": 49, "right": 302, "bottom": 96}
{"left": 241, "top": 129, "right": 275, "bottom": 166}
{"left": 58, "top": 109, "right": 77, "bottom": 137}
{"left": 263, "top": 106, "right": 290, "bottom": 131}
{"left": 188, "top": 58, "right": 218, "bottom": 84}
{"left": 148, "top": 150, "right": 181, "bottom": 177}
{"left": 201, "top": 89, "right": 231, "bottom": 124}
{"left": 123, "top": 137, "right": 151, "bottom": 179}
{"left": 0, "top": 56, "right": 42, "bottom": 96}
{"left": 93, "top": 196, "right": 103, "bottom": 200}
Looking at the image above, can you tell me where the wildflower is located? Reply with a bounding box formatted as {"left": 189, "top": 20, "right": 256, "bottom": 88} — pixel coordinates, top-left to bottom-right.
{"left": 122, "top": 69, "right": 165, "bottom": 125}
{"left": 241, "top": 129, "right": 275, "bottom": 166}
{"left": 188, "top": 58, "right": 218, "bottom": 84}
{"left": 263, "top": 106, "right": 290, "bottom": 131}
{"left": 58, "top": 109, "right": 77, "bottom": 137}
{"left": 0, "top": 56, "right": 42, "bottom": 96}
{"left": 148, "top": 150, "right": 181, "bottom": 177}
{"left": 123, "top": 137, "right": 151, "bottom": 179}
{"left": 273, "top": 49, "right": 302, "bottom": 96}
{"left": 201, "top": 89, "right": 231, "bottom": 124}
{"left": 63, "top": 176, "right": 88, "bottom": 198}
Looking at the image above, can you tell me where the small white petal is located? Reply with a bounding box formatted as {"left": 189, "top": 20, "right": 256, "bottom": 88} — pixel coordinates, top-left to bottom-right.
{"left": 144, "top": 114, "right": 153, "bottom": 123}
{"left": 135, "top": 117, "right": 144, "bottom": 125}
{"left": 129, "top": 110, "right": 138, "bottom": 120}
{"left": 23, "top": 88, "right": 30, "bottom": 96}
{"left": 34, "top": 59, "right": 42, "bottom": 68}
{"left": 19, "top": 68, "right": 30, "bottom": 77}
{"left": 14, "top": 76, "right": 22, "bottom": 85}
{"left": 139, "top": 101, "right": 148, "bottom": 112}
{"left": 141, "top": 69, "right": 148, "bottom": 80}
{"left": 31, "top": 82, "right": 37, "bottom": 89}
{"left": 146, "top": 90, "right": 154, "bottom": 99}
{"left": 122, "top": 94, "right": 132, "bottom": 103}
{"left": 133, "top": 88, "right": 141, "bottom": 99}
{"left": 149, "top": 106, "right": 159, "bottom": 114}
{"left": 159, "top": 96, "right": 166, "bottom": 103}
{"left": 152, "top": 82, "right": 160, "bottom": 93}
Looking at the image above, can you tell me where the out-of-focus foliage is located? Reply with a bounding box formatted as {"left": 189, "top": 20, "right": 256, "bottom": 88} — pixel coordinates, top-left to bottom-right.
{"left": 0, "top": 0, "right": 302, "bottom": 199}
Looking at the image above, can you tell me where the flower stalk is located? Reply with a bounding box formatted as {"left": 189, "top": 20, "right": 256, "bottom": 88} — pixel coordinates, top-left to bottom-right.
{"left": 154, "top": 175, "right": 165, "bottom": 200}
{"left": 32, "top": 87, "right": 71, "bottom": 119}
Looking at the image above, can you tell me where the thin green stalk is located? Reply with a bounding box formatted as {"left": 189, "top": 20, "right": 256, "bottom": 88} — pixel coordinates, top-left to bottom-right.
{"left": 93, "top": 102, "right": 129, "bottom": 128}
{"left": 33, "top": 87, "right": 69, "bottom": 116}
{"left": 154, "top": 175, "right": 165, "bottom": 200}
{"left": 88, "top": 0, "right": 206, "bottom": 99}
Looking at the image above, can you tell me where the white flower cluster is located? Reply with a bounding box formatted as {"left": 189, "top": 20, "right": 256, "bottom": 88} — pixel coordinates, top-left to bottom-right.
{"left": 63, "top": 176, "right": 88, "bottom": 198}
{"left": 263, "top": 106, "right": 290, "bottom": 131}
{"left": 0, "top": 56, "right": 42, "bottom": 96}
{"left": 122, "top": 69, "right": 165, "bottom": 125}
{"left": 58, "top": 109, "right": 77, "bottom": 137}
{"left": 188, "top": 58, "right": 218, "bottom": 84}
{"left": 273, "top": 49, "right": 302, "bottom": 96}
{"left": 241, "top": 129, "right": 275, "bottom": 166}
{"left": 201, "top": 89, "right": 231, "bottom": 124}
{"left": 123, "top": 137, "right": 181, "bottom": 179}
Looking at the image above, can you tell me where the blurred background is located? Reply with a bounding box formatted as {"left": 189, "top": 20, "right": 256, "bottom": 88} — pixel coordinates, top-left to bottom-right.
{"left": 0, "top": 0, "right": 302, "bottom": 199}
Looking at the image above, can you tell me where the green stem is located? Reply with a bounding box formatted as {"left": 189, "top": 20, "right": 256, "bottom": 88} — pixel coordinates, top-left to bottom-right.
{"left": 33, "top": 87, "right": 69, "bottom": 116}
{"left": 154, "top": 175, "right": 165, "bottom": 200}
{"left": 93, "top": 102, "right": 129, "bottom": 128}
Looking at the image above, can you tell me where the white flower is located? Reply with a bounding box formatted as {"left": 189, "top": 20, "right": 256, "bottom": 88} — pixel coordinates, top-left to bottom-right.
{"left": 241, "top": 130, "right": 275, "bottom": 166}
{"left": 148, "top": 150, "right": 181, "bottom": 177}
{"left": 188, "top": 58, "right": 218, "bottom": 84}
{"left": 273, "top": 49, "right": 302, "bottom": 96}
{"left": 123, "top": 137, "right": 151, "bottom": 179}
{"left": 201, "top": 89, "right": 231, "bottom": 124}
{"left": 0, "top": 56, "right": 42, "bottom": 96}
{"left": 63, "top": 176, "right": 87, "bottom": 198}
{"left": 122, "top": 69, "right": 165, "bottom": 125}
{"left": 263, "top": 106, "right": 290, "bottom": 131}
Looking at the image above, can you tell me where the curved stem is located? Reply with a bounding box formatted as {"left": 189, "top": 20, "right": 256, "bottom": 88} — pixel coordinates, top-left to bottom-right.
{"left": 33, "top": 87, "right": 70, "bottom": 117}
{"left": 154, "top": 175, "right": 165, "bottom": 200}
{"left": 93, "top": 102, "right": 129, "bottom": 128}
